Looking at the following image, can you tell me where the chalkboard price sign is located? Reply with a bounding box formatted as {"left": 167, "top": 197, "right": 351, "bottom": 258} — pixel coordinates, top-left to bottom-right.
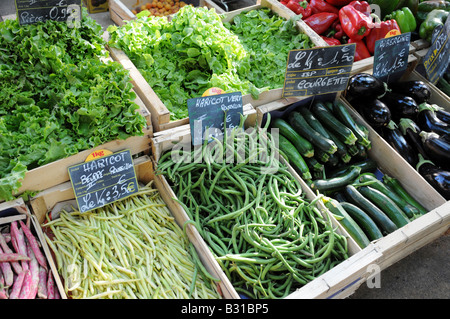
{"left": 373, "top": 32, "right": 411, "bottom": 82}
{"left": 188, "top": 92, "right": 243, "bottom": 146}
{"left": 68, "top": 149, "right": 139, "bottom": 213}
{"left": 282, "top": 44, "right": 355, "bottom": 98}
{"left": 15, "top": 0, "right": 81, "bottom": 25}
{"left": 423, "top": 18, "right": 450, "bottom": 85}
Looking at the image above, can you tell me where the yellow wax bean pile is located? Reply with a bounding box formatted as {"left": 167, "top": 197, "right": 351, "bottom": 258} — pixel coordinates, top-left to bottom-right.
{"left": 42, "top": 182, "right": 221, "bottom": 299}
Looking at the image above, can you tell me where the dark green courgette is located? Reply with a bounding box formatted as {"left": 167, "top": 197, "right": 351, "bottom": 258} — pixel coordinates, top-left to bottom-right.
{"left": 311, "top": 102, "right": 358, "bottom": 145}
{"left": 326, "top": 129, "right": 352, "bottom": 163}
{"left": 278, "top": 135, "right": 312, "bottom": 180}
{"left": 289, "top": 112, "right": 338, "bottom": 154}
{"left": 323, "top": 197, "right": 371, "bottom": 248}
{"left": 328, "top": 158, "right": 377, "bottom": 178}
{"left": 383, "top": 175, "right": 428, "bottom": 215}
{"left": 359, "top": 186, "right": 410, "bottom": 228}
{"left": 272, "top": 118, "right": 314, "bottom": 158}
{"left": 340, "top": 202, "right": 383, "bottom": 241}
{"left": 356, "top": 174, "right": 419, "bottom": 218}
{"left": 344, "top": 185, "right": 398, "bottom": 234}
{"left": 311, "top": 166, "right": 361, "bottom": 193}
{"left": 333, "top": 100, "right": 371, "bottom": 148}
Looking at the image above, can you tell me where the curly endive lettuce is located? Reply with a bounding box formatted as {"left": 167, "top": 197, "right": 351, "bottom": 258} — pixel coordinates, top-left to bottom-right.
{"left": 0, "top": 13, "right": 147, "bottom": 201}
{"left": 107, "top": 5, "right": 266, "bottom": 121}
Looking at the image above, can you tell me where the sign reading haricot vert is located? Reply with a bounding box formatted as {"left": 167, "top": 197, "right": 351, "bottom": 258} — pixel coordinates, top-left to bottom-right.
{"left": 68, "top": 149, "right": 139, "bottom": 213}
{"left": 15, "top": 0, "right": 81, "bottom": 26}
{"left": 282, "top": 44, "right": 356, "bottom": 98}
{"left": 188, "top": 92, "right": 243, "bottom": 146}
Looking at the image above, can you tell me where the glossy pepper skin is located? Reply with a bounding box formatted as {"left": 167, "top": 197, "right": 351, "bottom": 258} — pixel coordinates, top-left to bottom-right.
{"left": 339, "top": 4, "right": 374, "bottom": 40}
{"left": 328, "top": 19, "right": 344, "bottom": 39}
{"left": 325, "top": 0, "right": 354, "bottom": 6}
{"left": 310, "top": 0, "right": 339, "bottom": 14}
{"left": 419, "top": 9, "right": 449, "bottom": 41}
{"left": 417, "top": 0, "right": 450, "bottom": 24}
{"left": 286, "top": 0, "right": 312, "bottom": 18}
{"left": 385, "top": 7, "right": 417, "bottom": 33}
{"left": 304, "top": 12, "right": 339, "bottom": 35}
{"left": 349, "top": 0, "right": 372, "bottom": 16}
{"left": 365, "top": 19, "right": 401, "bottom": 54}
{"left": 348, "top": 38, "right": 372, "bottom": 61}
{"left": 321, "top": 35, "right": 342, "bottom": 45}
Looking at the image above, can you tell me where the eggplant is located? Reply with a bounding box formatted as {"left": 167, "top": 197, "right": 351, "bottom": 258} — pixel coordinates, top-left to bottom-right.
{"left": 435, "top": 108, "right": 450, "bottom": 124}
{"left": 416, "top": 155, "right": 450, "bottom": 200}
{"left": 381, "top": 92, "right": 419, "bottom": 122}
{"left": 399, "top": 118, "right": 429, "bottom": 160}
{"left": 389, "top": 80, "right": 431, "bottom": 104}
{"left": 381, "top": 121, "right": 418, "bottom": 167}
{"left": 354, "top": 99, "right": 391, "bottom": 128}
{"left": 346, "top": 73, "right": 387, "bottom": 101}
{"left": 417, "top": 103, "right": 450, "bottom": 136}
{"left": 420, "top": 131, "right": 450, "bottom": 171}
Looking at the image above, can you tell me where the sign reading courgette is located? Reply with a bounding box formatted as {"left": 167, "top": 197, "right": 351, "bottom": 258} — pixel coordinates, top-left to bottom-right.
{"left": 282, "top": 44, "right": 355, "bottom": 98}
{"left": 68, "top": 149, "right": 139, "bottom": 213}
{"left": 15, "top": 0, "right": 81, "bottom": 26}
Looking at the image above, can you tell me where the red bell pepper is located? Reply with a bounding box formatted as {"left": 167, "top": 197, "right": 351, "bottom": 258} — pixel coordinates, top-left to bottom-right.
{"left": 304, "top": 12, "right": 338, "bottom": 35}
{"left": 328, "top": 19, "right": 344, "bottom": 39}
{"left": 365, "top": 19, "right": 401, "bottom": 55}
{"left": 339, "top": 4, "right": 374, "bottom": 41}
{"left": 321, "top": 36, "right": 342, "bottom": 46}
{"left": 348, "top": 1, "right": 371, "bottom": 16}
{"left": 310, "top": 0, "right": 339, "bottom": 15}
{"left": 285, "top": 0, "right": 312, "bottom": 18}
{"left": 280, "top": 0, "right": 289, "bottom": 5}
{"left": 325, "top": 0, "right": 353, "bottom": 6}
{"left": 348, "top": 38, "right": 371, "bottom": 61}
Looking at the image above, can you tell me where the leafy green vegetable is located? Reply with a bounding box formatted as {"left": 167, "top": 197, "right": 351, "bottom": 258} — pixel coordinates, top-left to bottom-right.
{"left": 108, "top": 6, "right": 314, "bottom": 121}
{"left": 0, "top": 11, "right": 147, "bottom": 201}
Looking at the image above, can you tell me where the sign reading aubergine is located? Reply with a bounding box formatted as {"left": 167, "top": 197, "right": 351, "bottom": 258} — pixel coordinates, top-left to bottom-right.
{"left": 282, "top": 44, "right": 356, "bottom": 98}
{"left": 15, "top": 0, "right": 81, "bottom": 26}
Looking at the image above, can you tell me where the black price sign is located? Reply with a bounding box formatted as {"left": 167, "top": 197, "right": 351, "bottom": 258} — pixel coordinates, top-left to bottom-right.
{"left": 188, "top": 92, "right": 243, "bottom": 146}
{"left": 15, "top": 0, "right": 81, "bottom": 25}
{"left": 373, "top": 32, "right": 411, "bottom": 81}
{"left": 282, "top": 44, "right": 355, "bottom": 98}
{"left": 68, "top": 149, "right": 139, "bottom": 213}
{"left": 423, "top": 19, "right": 450, "bottom": 85}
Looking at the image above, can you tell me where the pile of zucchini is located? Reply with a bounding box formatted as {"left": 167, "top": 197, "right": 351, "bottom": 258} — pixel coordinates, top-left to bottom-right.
{"left": 273, "top": 100, "right": 428, "bottom": 248}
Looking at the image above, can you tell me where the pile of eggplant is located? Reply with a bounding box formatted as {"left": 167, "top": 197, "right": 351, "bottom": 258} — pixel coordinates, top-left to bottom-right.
{"left": 345, "top": 73, "right": 450, "bottom": 200}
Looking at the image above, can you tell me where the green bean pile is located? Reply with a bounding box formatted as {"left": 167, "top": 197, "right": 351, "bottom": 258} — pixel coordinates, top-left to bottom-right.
{"left": 42, "top": 183, "right": 221, "bottom": 299}
{"left": 157, "top": 116, "right": 349, "bottom": 298}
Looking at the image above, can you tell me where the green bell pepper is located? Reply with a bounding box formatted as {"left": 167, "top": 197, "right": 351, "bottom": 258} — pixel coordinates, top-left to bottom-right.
{"left": 417, "top": 1, "right": 450, "bottom": 24}
{"left": 385, "top": 7, "right": 417, "bottom": 33}
{"left": 419, "top": 9, "right": 449, "bottom": 41}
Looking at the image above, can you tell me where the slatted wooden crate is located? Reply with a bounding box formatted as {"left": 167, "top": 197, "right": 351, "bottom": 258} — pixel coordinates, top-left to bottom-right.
{"left": 106, "top": 0, "right": 328, "bottom": 132}
{"left": 30, "top": 155, "right": 238, "bottom": 299}
{"left": 0, "top": 198, "right": 66, "bottom": 299}
{"left": 254, "top": 93, "right": 449, "bottom": 298}
{"left": 108, "top": 0, "right": 225, "bottom": 26}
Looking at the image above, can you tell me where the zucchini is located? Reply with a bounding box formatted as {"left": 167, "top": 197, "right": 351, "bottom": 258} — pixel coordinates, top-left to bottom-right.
{"left": 305, "top": 156, "right": 323, "bottom": 171}
{"left": 359, "top": 186, "right": 410, "bottom": 228}
{"left": 311, "top": 102, "right": 358, "bottom": 145}
{"left": 382, "top": 175, "right": 428, "bottom": 215}
{"left": 272, "top": 118, "right": 314, "bottom": 158}
{"left": 356, "top": 174, "right": 419, "bottom": 218}
{"left": 311, "top": 165, "right": 361, "bottom": 193}
{"left": 323, "top": 197, "right": 371, "bottom": 248}
{"left": 326, "top": 128, "right": 352, "bottom": 163}
{"left": 333, "top": 100, "right": 372, "bottom": 148}
{"left": 344, "top": 185, "right": 398, "bottom": 234}
{"left": 328, "top": 158, "right": 377, "bottom": 178}
{"left": 340, "top": 202, "right": 383, "bottom": 241}
{"left": 298, "top": 106, "right": 331, "bottom": 139}
{"left": 289, "top": 112, "right": 338, "bottom": 154}
{"left": 278, "top": 134, "right": 312, "bottom": 180}
{"left": 315, "top": 148, "right": 330, "bottom": 163}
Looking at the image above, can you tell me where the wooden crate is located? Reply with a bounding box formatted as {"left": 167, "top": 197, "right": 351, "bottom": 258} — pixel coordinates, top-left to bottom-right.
{"left": 0, "top": 198, "right": 66, "bottom": 299}
{"left": 108, "top": 0, "right": 225, "bottom": 26}
{"left": 254, "top": 95, "right": 449, "bottom": 298}
{"left": 30, "top": 155, "right": 238, "bottom": 299}
{"left": 106, "top": 0, "right": 328, "bottom": 132}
